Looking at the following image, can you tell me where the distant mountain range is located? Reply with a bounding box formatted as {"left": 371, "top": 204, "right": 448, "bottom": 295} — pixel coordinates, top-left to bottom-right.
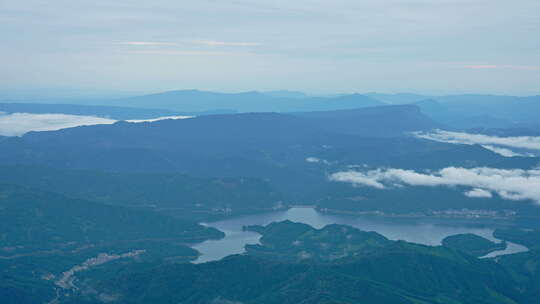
{"left": 364, "top": 92, "right": 430, "bottom": 104}
{"left": 107, "top": 90, "right": 384, "bottom": 112}
{"left": 3, "top": 90, "right": 540, "bottom": 130}
{"left": 423, "top": 95, "right": 540, "bottom": 127}
{"left": 262, "top": 90, "right": 308, "bottom": 99}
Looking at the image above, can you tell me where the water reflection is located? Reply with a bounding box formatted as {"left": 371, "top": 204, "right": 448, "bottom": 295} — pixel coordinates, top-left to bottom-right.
{"left": 192, "top": 207, "right": 527, "bottom": 263}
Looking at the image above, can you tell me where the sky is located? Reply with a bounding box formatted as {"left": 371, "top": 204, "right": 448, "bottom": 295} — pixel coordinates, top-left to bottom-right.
{"left": 1, "top": 0, "right": 539, "bottom": 96}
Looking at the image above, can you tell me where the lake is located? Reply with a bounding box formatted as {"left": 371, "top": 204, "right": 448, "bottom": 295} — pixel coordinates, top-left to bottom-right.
{"left": 191, "top": 207, "right": 528, "bottom": 263}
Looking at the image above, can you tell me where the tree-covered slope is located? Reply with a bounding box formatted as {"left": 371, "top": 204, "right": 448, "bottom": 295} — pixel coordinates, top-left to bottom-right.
{"left": 294, "top": 104, "right": 441, "bottom": 137}
{"left": 0, "top": 165, "right": 284, "bottom": 221}
{"left": 442, "top": 233, "right": 507, "bottom": 257}
{"left": 0, "top": 183, "right": 222, "bottom": 252}
{"left": 245, "top": 220, "right": 391, "bottom": 262}
{"left": 0, "top": 183, "right": 226, "bottom": 304}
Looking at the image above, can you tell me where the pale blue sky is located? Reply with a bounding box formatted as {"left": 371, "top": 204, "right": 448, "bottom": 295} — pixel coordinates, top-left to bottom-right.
{"left": 1, "top": 0, "right": 539, "bottom": 95}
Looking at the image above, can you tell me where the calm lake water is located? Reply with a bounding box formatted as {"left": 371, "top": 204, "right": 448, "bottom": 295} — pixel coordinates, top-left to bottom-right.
{"left": 191, "top": 207, "right": 527, "bottom": 263}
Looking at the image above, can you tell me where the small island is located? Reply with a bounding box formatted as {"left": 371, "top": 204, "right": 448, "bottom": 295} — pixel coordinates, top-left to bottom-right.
{"left": 442, "top": 233, "right": 507, "bottom": 257}
{"left": 244, "top": 220, "right": 393, "bottom": 262}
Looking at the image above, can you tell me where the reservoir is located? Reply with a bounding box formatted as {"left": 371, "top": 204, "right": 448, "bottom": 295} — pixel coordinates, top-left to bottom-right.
{"left": 192, "top": 207, "right": 527, "bottom": 263}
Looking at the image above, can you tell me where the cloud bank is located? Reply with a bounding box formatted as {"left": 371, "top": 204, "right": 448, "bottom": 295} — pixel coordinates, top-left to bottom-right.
{"left": 329, "top": 167, "right": 540, "bottom": 203}
{"left": 0, "top": 113, "right": 116, "bottom": 136}
{"left": 464, "top": 64, "right": 540, "bottom": 71}
{"left": 126, "top": 115, "right": 192, "bottom": 123}
{"left": 119, "top": 41, "right": 177, "bottom": 46}
{"left": 0, "top": 113, "right": 192, "bottom": 136}
{"left": 305, "top": 157, "right": 330, "bottom": 165}
{"left": 464, "top": 188, "right": 493, "bottom": 198}
{"left": 414, "top": 130, "right": 540, "bottom": 157}
{"left": 194, "top": 40, "right": 261, "bottom": 47}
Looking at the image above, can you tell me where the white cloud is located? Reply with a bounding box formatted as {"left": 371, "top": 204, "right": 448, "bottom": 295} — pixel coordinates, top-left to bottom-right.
{"left": 414, "top": 130, "right": 540, "bottom": 157}
{"left": 127, "top": 50, "right": 226, "bottom": 56}
{"left": 464, "top": 188, "right": 493, "bottom": 198}
{"left": 329, "top": 170, "right": 386, "bottom": 189}
{"left": 194, "top": 40, "right": 261, "bottom": 47}
{"left": 305, "top": 157, "right": 330, "bottom": 165}
{"left": 126, "top": 115, "right": 192, "bottom": 123}
{"left": 119, "top": 41, "right": 176, "bottom": 46}
{"left": 0, "top": 113, "right": 192, "bottom": 136}
{"left": 464, "top": 64, "right": 540, "bottom": 71}
{"left": 329, "top": 167, "right": 540, "bottom": 203}
{"left": 480, "top": 145, "right": 533, "bottom": 157}
{"left": 0, "top": 113, "right": 116, "bottom": 136}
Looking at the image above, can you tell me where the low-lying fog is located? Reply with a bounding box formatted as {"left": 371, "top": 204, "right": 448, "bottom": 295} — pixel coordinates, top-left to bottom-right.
{"left": 0, "top": 112, "right": 192, "bottom": 136}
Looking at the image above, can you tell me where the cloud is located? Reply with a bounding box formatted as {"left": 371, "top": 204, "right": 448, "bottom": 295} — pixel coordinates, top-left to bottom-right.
{"left": 464, "top": 65, "right": 499, "bottom": 69}
{"left": 329, "top": 170, "right": 386, "bottom": 189}
{"left": 464, "top": 64, "right": 540, "bottom": 71}
{"left": 126, "top": 115, "right": 192, "bottom": 123}
{"left": 480, "top": 145, "right": 533, "bottom": 157}
{"left": 305, "top": 157, "right": 330, "bottom": 165}
{"left": 127, "top": 50, "right": 225, "bottom": 56}
{"left": 464, "top": 188, "right": 493, "bottom": 198}
{"left": 194, "top": 40, "right": 261, "bottom": 47}
{"left": 0, "top": 113, "right": 192, "bottom": 136}
{"left": 414, "top": 130, "right": 540, "bottom": 157}
{"left": 119, "top": 41, "right": 177, "bottom": 46}
{"left": 329, "top": 167, "right": 540, "bottom": 203}
{"left": 0, "top": 113, "right": 116, "bottom": 136}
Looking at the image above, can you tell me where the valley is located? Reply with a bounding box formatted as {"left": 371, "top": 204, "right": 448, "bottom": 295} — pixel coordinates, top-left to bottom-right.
{"left": 1, "top": 95, "right": 540, "bottom": 304}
